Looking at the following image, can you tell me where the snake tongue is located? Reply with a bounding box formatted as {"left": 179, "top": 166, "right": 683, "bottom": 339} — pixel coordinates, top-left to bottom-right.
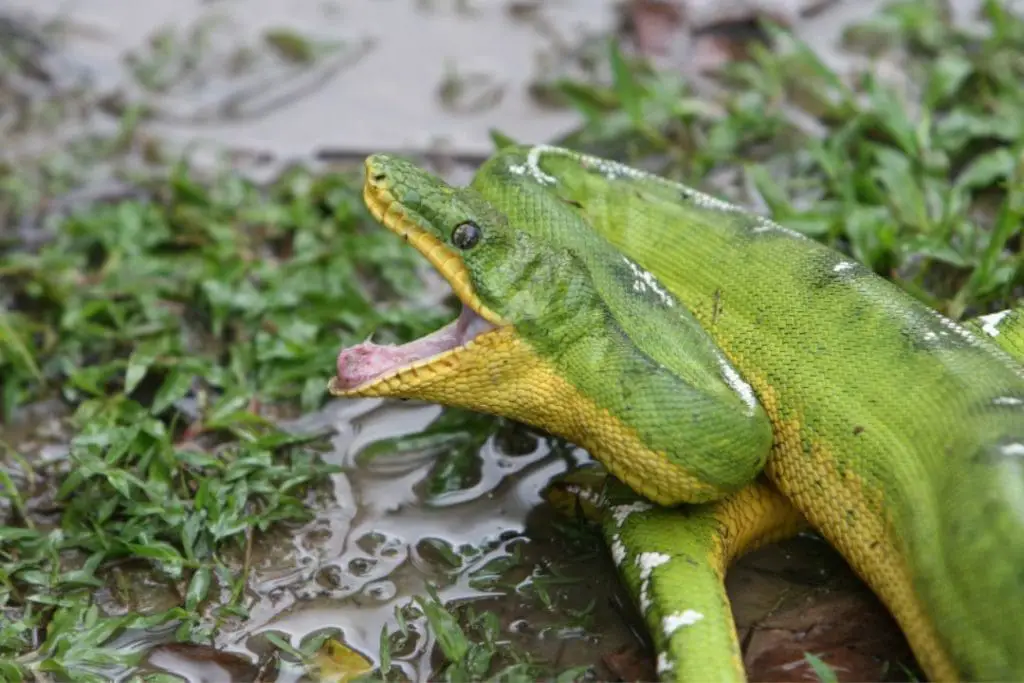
{"left": 334, "top": 305, "right": 495, "bottom": 391}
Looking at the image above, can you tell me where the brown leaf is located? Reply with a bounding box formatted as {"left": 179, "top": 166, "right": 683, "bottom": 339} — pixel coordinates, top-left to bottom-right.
{"left": 603, "top": 644, "right": 657, "bottom": 682}
{"left": 744, "top": 593, "right": 917, "bottom": 682}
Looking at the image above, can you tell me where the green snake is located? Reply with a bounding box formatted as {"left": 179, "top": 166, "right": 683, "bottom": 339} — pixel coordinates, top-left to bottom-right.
{"left": 327, "top": 144, "right": 1024, "bottom": 682}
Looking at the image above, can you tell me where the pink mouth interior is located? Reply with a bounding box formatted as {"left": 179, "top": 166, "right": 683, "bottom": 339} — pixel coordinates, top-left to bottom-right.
{"left": 334, "top": 306, "right": 496, "bottom": 391}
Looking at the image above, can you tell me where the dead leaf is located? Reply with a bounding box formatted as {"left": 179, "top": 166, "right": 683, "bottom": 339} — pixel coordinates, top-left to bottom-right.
{"left": 603, "top": 644, "right": 657, "bottom": 682}
{"left": 311, "top": 638, "right": 374, "bottom": 683}
{"left": 744, "top": 593, "right": 918, "bottom": 682}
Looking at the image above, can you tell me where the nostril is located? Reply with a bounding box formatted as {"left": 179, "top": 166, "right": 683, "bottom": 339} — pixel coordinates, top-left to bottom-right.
{"left": 371, "top": 173, "right": 386, "bottom": 182}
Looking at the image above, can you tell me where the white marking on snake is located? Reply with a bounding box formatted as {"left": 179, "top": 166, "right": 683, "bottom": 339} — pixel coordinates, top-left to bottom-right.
{"left": 751, "top": 222, "right": 808, "bottom": 239}
{"left": 931, "top": 310, "right": 983, "bottom": 345}
{"left": 638, "top": 552, "right": 671, "bottom": 575}
{"left": 994, "top": 397, "right": 1023, "bottom": 407}
{"left": 715, "top": 353, "right": 758, "bottom": 416}
{"left": 657, "top": 652, "right": 674, "bottom": 674}
{"left": 610, "top": 536, "right": 627, "bottom": 566}
{"left": 531, "top": 143, "right": 651, "bottom": 184}
{"left": 663, "top": 609, "right": 705, "bottom": 637}
{"left": 620, "top": 254, "right": 755, "bottom": 414}
{"left": 1002, "top": 443, "right": 1024, "bottom": 457}
{"left": 833, "top": 261, "right": 855, "bottom": 273}
{"left": 927, "top": 308, "right": 1024, "bottom": 378}
{"left": 564, "top": 484, "right": 605, "bottom": 507}
{"left": 979, "top": 310, "right": 1011, "bottom": 337}
{"left": 690, "top": 191, "right": 742, "bottom": 213}
{"left": 612, "top": 502, "right": 653, "bottom": 528}
{"left": 525, "top": 144, "right": 807, "bottom": 238}
{"left": 622, "top": 256, "right": 675, "bottom": 308}
{"left": 524, "top": 145, "right": 558, "bottom": 185}
{"left": 637, "top": 552, "right": 671, "bottom": 613}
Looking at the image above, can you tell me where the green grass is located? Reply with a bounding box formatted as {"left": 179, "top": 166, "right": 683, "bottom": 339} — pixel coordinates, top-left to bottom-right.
{"left": 2, "top": 0, "right": 1022, "bottom": 680}
{"left": 0, "top": 163, "right": 449, "bottom": 681}
{"left": 0, "top": 130, "right": 595, "bottom": 682}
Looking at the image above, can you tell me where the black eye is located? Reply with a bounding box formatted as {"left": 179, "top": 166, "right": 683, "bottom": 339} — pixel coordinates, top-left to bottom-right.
{"left": 451, "top": 221, "right": 481, "bottom": 250}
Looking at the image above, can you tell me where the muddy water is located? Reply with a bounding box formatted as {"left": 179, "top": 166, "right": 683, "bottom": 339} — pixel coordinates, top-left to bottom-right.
{"left": 126, "top": 398, "right": 647, "bottom": 681}
{"left": 2, "top": 391, "right": 919, "bottom": 681}
{"left": 106, "top": 393, "right": 917, "bottom": 682}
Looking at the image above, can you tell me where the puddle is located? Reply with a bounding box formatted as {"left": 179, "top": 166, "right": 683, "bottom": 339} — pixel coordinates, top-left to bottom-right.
{"left": 66, "top": 394, "right": 913, "bottom": 682}
{"left": 104, "top": 398, "right": 646, "bottom": 681}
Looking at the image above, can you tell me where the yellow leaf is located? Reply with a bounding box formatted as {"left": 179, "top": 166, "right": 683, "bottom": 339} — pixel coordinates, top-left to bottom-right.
{"left": 312, "top": 638, "right": 373, "bottom": 683}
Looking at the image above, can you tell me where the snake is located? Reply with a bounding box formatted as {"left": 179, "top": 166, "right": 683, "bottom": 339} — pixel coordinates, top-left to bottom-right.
{"left": 327, "top": 144, "right": 1024, "bottom": 681}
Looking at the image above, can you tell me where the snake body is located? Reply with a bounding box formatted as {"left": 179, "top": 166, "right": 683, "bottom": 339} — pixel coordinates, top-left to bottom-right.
{"left": 329, "top": 145, "right": 1024, "bottom": 681}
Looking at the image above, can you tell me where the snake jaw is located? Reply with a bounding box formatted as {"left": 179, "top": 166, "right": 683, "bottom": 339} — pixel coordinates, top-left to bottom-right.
{"left": 327, "top": 164, "right": 508, "bottom": 398}
{"left": 329, "top": 304, "right": 498, "bottom": 396}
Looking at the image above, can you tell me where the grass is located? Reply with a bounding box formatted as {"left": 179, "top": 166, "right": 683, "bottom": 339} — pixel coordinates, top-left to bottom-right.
{"left": 0, "top": 162, "right": 447, "bottom": 681}
{"left": 1, "top": 0, "right": 1022, "bottom": 680}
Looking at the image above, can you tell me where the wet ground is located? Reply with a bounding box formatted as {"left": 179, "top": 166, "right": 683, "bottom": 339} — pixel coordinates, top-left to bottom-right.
{"left": 3, "top": 0, "right": 998, "bottom": 162}
{"left": 3, "top": 0, "right": 622, "bottom": 164}
{"left": 118, "top": 398, "right": 918, "bottom": 682}
{"left": 1, "top": 0, "right": 998, "bottom": 680}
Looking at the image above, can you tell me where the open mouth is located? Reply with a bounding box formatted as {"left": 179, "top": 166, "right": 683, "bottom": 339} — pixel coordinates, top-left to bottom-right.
{"left": 329, "top": 304, "right": 497, "bottom": 394}
{"left": 327, "top": 165, "right": 505, "bottom": 396}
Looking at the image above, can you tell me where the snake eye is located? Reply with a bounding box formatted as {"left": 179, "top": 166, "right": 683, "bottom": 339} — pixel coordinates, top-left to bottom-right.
{"left": 451, "top": 221, "right": 481, "bottom": 250}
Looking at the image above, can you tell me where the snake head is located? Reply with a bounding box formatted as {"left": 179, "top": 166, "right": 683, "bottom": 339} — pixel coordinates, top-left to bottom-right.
{"left": 328, "top": 153, "right": 581, "bottom": 400}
